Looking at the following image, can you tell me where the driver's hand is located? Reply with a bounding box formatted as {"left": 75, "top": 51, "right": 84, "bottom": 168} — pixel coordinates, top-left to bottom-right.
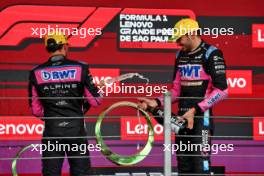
{"left": 137, "top": 98, "right": 158, "bottom": 110}
{"left": 180, "top": 107, "right": 196, "bottom": 129}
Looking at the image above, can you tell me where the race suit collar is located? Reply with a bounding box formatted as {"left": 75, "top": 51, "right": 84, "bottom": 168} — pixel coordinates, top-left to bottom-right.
{"left": 49, "top": 54, "right": 65, "bottom": 62}
{"left": 188, "top": 40, "right": 204, "bottom": 55}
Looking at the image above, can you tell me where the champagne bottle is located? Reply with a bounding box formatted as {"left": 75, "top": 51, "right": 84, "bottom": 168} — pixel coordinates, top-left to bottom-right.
{"left": 148, "top": 107, "right": 187, "bottom": 134}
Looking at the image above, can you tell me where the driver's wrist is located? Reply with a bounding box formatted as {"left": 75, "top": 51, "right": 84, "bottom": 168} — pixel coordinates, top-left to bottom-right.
{"left": 154, "top": 98, "right": 161, "bottom": 107}
{"left": 146, "top": 100, "right": 158, "bottom": 112}
{"left": 190, "top": 107, "right": 196, "bottom": 114}
{"left": 193, "top": 104, "right": 201, "bottom": 114}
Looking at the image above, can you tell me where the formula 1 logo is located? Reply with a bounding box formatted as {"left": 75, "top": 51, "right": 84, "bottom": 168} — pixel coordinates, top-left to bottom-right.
{"left": 42, "top": 69, "right": 76, "bottom": 81}
{"left": 0, "top": 5, "right": 195, "bottom": 49}
{"left": 178, "top": 65, "right": 201, "bottom": 78}
{"left": 0, "top": 5, "right": 121, "bottom": 47}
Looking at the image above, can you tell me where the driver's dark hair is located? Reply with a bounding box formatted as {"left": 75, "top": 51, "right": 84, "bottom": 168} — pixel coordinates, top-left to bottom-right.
{"left": 46, "top": 38, "right": 63, "bottom": 53}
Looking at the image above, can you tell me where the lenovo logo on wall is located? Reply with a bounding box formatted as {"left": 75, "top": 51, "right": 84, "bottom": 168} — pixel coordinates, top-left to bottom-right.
{"left": 252, "top": 24, "right": 264, "bottom": 48}
{"left": 90, "top": 68, "right": 120, "bottom": 85}
{"left": 226, "top": 70, "right": 252, "bottom": 94}
{"left": 121, "top": 117, "right": 174, "bottom": 141}
{"left": 90, "top": 68, "right": 120, "bottom": 96}
{"left": 253, "top": 117, "right": 264, "bottom": 140}
{"left": 0, "top": 116, "right": 43, "bottom": 140}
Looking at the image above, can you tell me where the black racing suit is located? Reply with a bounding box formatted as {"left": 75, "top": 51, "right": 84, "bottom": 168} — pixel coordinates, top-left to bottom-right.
{"left": 156, "top": 41, "right": 228, "bottom": 175}
{"left": 28, "top": 55, "right": 102, "bottom": 176}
